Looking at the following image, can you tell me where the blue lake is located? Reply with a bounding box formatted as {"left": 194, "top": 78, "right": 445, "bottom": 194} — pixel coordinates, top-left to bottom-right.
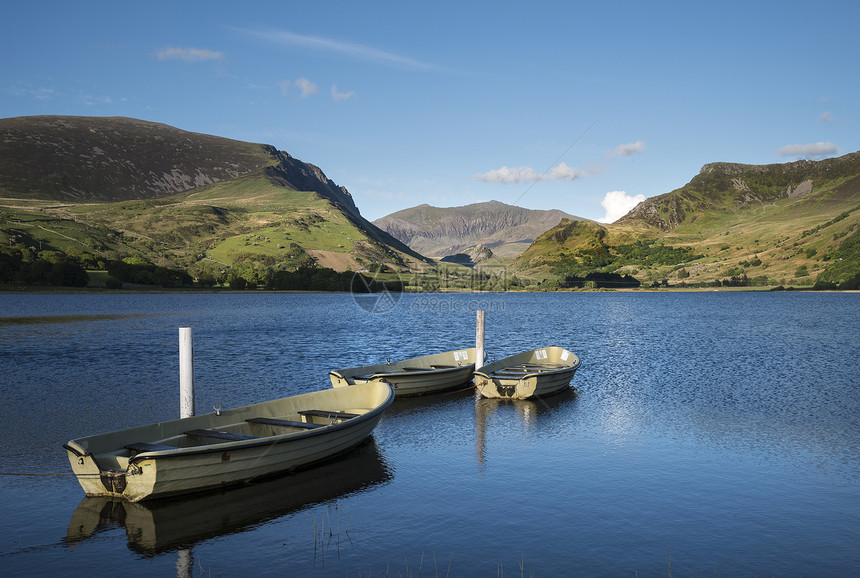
{"left": 0, "top": 291, "right": 858, "bottom": 576}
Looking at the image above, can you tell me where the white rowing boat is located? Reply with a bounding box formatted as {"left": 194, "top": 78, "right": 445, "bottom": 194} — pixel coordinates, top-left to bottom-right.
{"left": 63, "top": 381, "right": 394, "bottom": 502}
{"left": 330, "top": 348, "right": 478, "bottom": 396}
{"left": 473, "top": 346, "right": 580, "bottom": 399}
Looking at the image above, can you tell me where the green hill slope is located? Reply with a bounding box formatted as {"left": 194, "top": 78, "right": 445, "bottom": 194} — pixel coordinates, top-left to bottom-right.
{"left": 514, "top": 153, "right": 860, "bottom": 288}
{"left": 0, "top": 116, "right": 428, "bottom": 282}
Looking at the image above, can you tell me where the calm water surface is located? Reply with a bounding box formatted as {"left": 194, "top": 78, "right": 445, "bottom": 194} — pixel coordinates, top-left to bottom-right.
{"left": 0, "top": 292, "right": 857, "bottom": 576}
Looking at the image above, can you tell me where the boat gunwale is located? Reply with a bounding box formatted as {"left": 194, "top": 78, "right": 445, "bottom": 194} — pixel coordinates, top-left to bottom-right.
{"left": 132, "top": 392, "right": 392, "bottom": 463}
{"left": 473, "top": 363, "right": 579, "bottom": 381}
{"left": 338, "top": 363, "right": 475, "bottom": 382}
{"left": 330, "top": 348, "right": 477, "bottom": 383}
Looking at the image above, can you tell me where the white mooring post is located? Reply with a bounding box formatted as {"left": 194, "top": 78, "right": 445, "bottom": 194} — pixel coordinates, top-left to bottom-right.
{"left": 475, "top": 310, "right": 485, "bottom": 371}
{"left": 179, "top": 326, "right": 195, "bottom": 418}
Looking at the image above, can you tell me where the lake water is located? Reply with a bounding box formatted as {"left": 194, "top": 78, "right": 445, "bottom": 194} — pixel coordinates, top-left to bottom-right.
{"left": 0, "top": 291, "right": 857, "bottom": 577}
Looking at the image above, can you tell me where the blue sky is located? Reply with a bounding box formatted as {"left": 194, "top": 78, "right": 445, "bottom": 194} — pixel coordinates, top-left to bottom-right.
{"left": 2, "top": 1, "right": 858, "bottom": 223}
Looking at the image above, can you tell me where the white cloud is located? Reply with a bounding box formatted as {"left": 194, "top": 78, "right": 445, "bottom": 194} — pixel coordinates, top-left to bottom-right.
{"left": 599, "top": 191, "right": 646, "bottom": 223}
{"left": 475, "top": 162, "right": 588, "bottom": 183}
{"left": 777, "top": 142, "right": 839, "bottom": 159}
{"left": 331, "top": 85, "right": 355, "bottom": 101}
{"left": 609, "top": 141, "right": 646, "bottom": 158}
{"left": 279, "top": 79, "right": 319, "bottom": 98}
{"left": 156, "top": 46, "right": 224, "bottom": 61}
{"left": 819, "top": 111, "right": 832, "bottom": 123}
{"left": 241, "top": 28, "right": 440, "bottom": 71}
{"left": 475, "top": 166, "right": 538, "bottom": 183}
{"left": 546, "top": 162, "right": 589, "bottom": 180}
{"left": 295, "top": 78, "right": 318, "bottom": 98}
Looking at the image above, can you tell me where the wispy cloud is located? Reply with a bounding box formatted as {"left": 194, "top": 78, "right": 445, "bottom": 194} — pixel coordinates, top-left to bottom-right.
{"left": 83, "top": 94, "right": 113, "bottom": 106}
{"left": 295, "top": 78, "right": 318, "bottom": 98}
{"left": 475, "top": 162, "right": 588, "bottom": 184}
{"left": 609, "top": 141, "right": 646, "bottom": 158}
{"left": 819, "top": 111, "right": 832, "bottom": 123}
{"left": 777, "top": 142, "right": 839, "bottom": 159}
{"left": 279, "top": 78, "right": 319, "bottom": 98}
{"left": 3, "top": 84, "right": 55, "bottom": 100}
{"left": 241, "top": 28, "right": 440, "bottom": 71}
{"left": 4, "top": 83, "right": 121, "bottom": 107}
{"left": 332, "top": 85, "right": 355, "bottom": 101}
{"left": 475, "top": 166, "right": 539, "bottom": 183}
{"left": 156, "top": 46, "right": 224, "bottom": 62}
{"left": 599, "top": 191, "right": 646, "bottom": 223}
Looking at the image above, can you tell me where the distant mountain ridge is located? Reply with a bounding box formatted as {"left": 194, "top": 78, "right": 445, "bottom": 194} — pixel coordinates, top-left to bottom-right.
{"left": 373, "top": 200, "right": 584, "bottom": 259}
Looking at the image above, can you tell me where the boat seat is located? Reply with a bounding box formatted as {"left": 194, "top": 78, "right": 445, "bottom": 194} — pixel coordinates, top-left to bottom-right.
{"left": 183, "top": 429, "right": 262, "bottom": 441}
{"left": 298, "top": 409, "right": 361, "bottom": 422}
{"left": 373, "top": 370, "right": 419, "bottom": 375}
{"left": 521, "top": 363, "right": 566, "bottom": 369}
{"left": 124, "top": 442, "right": 177, "bottom": 453}
{"left": 245, "top": 417, "right": 325, "bottom": 429}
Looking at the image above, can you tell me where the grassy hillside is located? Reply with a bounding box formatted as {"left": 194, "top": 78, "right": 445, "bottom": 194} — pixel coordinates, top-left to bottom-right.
{"left": 514, "top": 153, "right": 860, "bottom": 288}
{"left": 0, "top": 116, "right": 428, "bottom": 284}
{"left": 0, "top": 170, "right": 426, "bottom": 283}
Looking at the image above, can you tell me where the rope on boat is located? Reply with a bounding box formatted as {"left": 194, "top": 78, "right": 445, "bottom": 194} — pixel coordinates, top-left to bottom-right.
{"left": 446, "top": 384, "right": 477, "bottom": 394}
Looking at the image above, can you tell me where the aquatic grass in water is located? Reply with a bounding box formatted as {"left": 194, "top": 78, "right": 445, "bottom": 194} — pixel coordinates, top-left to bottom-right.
{"left": 0, "top": 313, "right": 144, "bottom": 325}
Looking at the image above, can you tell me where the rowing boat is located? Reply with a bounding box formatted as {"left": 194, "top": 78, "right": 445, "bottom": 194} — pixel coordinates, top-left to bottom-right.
{"left": 65, "top": 439, "right": 390, "bottom": 553}
{"left": 63, "top": 381, "right": 394, "bottom": 502}
{"left": 330, "top": 348, "right": 478, "bottom": 396}
{"left": 473, "top": 346, "right": 580, "bottom": 399}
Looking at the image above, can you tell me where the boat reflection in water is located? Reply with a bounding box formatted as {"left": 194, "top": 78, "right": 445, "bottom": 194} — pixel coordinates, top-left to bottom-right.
{"left": 474, "top": 387, "right": 579, "bottom": 468}
{"left": 65, "top": 439, "right": 390, "bottom": 556}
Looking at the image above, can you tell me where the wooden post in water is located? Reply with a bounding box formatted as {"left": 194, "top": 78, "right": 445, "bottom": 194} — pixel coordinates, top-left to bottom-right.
{"left": 179, "top": 326, "right": 195, "bottom": 418}
{"left": 475, "top": 310, "right": 485, "bottom": 371}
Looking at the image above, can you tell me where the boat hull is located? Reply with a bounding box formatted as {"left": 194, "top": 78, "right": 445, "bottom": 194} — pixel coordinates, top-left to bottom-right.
{"left": 64, "top": 382, "right": 394, "bottom": 502}
{"left": 474, "top": 346, "right": 580, "bottom": 400}
{"left": 330, "top": 348, "right": 477, "bottom": 396}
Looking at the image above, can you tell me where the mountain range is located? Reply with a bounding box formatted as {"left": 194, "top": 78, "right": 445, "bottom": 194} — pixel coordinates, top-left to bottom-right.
{"left": 1, "top": 114, "right": 858, "bottom": 289}
{"left": 372, "top": 201, "right": 582, "bottom": 260}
